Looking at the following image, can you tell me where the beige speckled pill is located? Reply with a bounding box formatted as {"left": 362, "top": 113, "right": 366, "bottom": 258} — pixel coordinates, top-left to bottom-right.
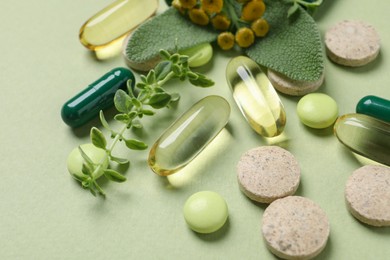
{"left": 262, "top": 196, "right": 330, "bottom": 260}
{"left": 325, "top": 20, "right": 380, "bottom": 67}
{"left": 237, "top": 146, "right": 300, "bottom": 203}
{"left": 268, "top": 69, "right": 325, "bottom": 96}
{"left": 345, "top": 165, "right": 390, "bottom": 227}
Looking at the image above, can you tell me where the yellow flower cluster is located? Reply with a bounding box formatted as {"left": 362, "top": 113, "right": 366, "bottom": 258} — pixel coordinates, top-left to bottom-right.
{"left": 173, "top": 0, "right": 269, "bottom": 50}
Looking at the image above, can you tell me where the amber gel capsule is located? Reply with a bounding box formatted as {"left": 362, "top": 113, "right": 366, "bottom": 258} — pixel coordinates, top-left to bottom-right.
{"left": 148, "top": 96, "right": 231, "bottom": 176}
{"left": 61, "top": 67, "right": 135, "bottom": 128}
{"left": 79, "top": 0, "right": 158, "bottom": 50}
{"left": 334, "top": 113, "right": 390, "bottom": 166}
{"left": 356, "top": 95, "right": 390, "bottom": 123}
{"left": 226, "top": 56, "right": 286, "bottom": 137}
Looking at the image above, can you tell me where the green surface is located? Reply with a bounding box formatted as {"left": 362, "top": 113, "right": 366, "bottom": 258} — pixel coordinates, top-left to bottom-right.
{"left": 0, "top": 0, "right": 389, "bottom": 259}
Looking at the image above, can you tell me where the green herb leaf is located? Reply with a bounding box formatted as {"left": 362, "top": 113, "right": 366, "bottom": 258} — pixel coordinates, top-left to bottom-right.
{"left": 78, "top": 146, "right": 94, "bottom": 167}
{"left": 245, "top": 0, "right": 324, "bottom": 81}
{"left": 141, "top": 109, "right": 155, "bottom": 116}
{"left": 148, "top": 93, "right": 172, "bottom": 109}
{"left": 287, "top": 2, "right": 299, "bottom": 17}
{"left": 99, "top": 111, "right": 111, "bottom": 131}
{"left": 110, "top": 155, "right": 130, "bottom": 165}
{"left": 90, "top": 127, "right": 107, "bottom": 149}
{"left": 125, "top": 8, "right": 218, "bottom": 67}
{"left": 114, "top": 90, "right": 131, "bottom": 113}
{"left": 81, "top": 163, "right": 93, "bottom": 177}
{"left": 131, "top": 98, "right": 142, "bottom": 108}
{"left": 124, "top": 139, "right": 148, "bottom": 150}
{"left": 188, "top": 73, "right": 214, "bottom": 87}
{"left": 154, "top": 61, "right": 172, "bottom": 81}
{"left": 103, "top": 169, "right": 127, "bottom": 182}
{"left": 114, "top": 113, "right": 130, "bottom": 124}
{"left": 146, "top": 70, "right": 156, "bottom": 85}
{"left": 132, "top": 119, "right": 143, "bottom": 129}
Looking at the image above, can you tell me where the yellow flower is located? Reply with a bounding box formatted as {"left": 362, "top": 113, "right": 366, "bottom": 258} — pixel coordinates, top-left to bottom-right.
{"left": 172, "top": 0, "right": 186, "bottom": 14}
{"left": 251, "top": 18, "right": 269, "bottom": 37}
{"left": 235, "top": 27, "right": 255, "bottom": 48}
{"left": 241, "top": 0, "right": 266, "bottom": 22}
{"left": 189, "top": 8, "right": 210, "bottom": 26}
{"left": 201, "top": 0, "right": 224, "bottom": 13}
{"left": 217, "top": 32, "right": 235, "bottom": 50}
{"left": 179, "top": 0, "right": 197, "bottom": 9}
{"left": 211, "top": 14, "right": 231, "bottom": 31}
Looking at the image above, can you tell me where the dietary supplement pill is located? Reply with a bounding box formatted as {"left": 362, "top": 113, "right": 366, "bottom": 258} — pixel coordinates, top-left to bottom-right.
{"left": 297, "top": 93, "right": 338, "bottom": 129}
{"left": 179, "top": 43, "right": 213, "bottom": 67}
{"left": 356, "top": 95, "right": 390, "bottom": 123}
{"left": 61, "top": 67, "right": 135, "bottom": 128}
{"left": 148, "top": 95, "right": 230, "bottom": 176}
{"left": 183, "top": 191, "right": 228, "bottom": 234}
{"left": 262, "top": 196, "right": 330, "bottom": 260}
{"left": 345, "top": 165, "right": 390, "bottom": 227}
{"left": 226, "top": 56, "right": 286, "bottom": 137}
{"left": 237, "top": 146, "right": 300, "bottom": 203}
{"left": 79, "top": 0, "right": 158, "bottom": 51}
{"left": 334, "top": 113, "right": 390, "bottom": 166}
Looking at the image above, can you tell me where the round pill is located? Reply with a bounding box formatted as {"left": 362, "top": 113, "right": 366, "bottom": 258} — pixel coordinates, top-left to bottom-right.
{"left": 268, "top": 69, "right": 325, "bottom": 96}
{"left": 262, "top": 196, "right": 330, "bottom": 260}
{"left": 345, "top": 165, "right": 390, "bottom": 227}
{"left": 297, "top": 93, "right": 338, "bottom": 129}
{"left": 67, "top": 143, "right": 109, "bottom": 180}
{"left": 237, "top": 146, "right": 300, "bottom": 203}
{"left": 183, "top": 191, "right": 228, "bottom": 233}
{"left": 325, "top": 20, "right": 380, "bottom": 67}
{"left": 179, "top": 43, "right": 213, "bottom": 67}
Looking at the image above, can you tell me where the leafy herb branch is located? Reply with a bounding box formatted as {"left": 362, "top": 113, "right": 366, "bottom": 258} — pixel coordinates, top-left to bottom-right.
{"left": 287, "top": 0, "right": 323, "bottom": 17}
{"left": 75, "top": 49, "right": 214, "bottom": 197}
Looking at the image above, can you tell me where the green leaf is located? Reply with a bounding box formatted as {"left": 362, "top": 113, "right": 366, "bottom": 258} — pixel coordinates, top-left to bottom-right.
{"left": 154, "top": 61, "right": 172, "bottom": 81}
{"left": 103, "top": 169, "right": 127, "bottom": 182}
{"left": 172, "top": 64, "right": 182, "bottom": 76}
{"left": 99, "top": 111, "right": 111, "bottom": 131}
{"left": 159, "top": 49, "right": 171, "bottom": 60}
{"left": 141, "top": 109, "right": 155, "bottom": 116}
{"left": 148, "top": 93, "right": 172, "bottom": 109}
{"left": 146, "top": 70, "right": 156, "bottom": 84}
{"left": 90, "top": 127, "right": 107, "bottom": 149}
{"left": 81, "top": 163, "right": 93, "bottom": 177}
{"left": 131, "top": 98, "right": 142, "bottom": 108}
{"left": 125, "top": 8, "right": 218, "bottom": 67}
{"left": 287, "top": 2, "right": 299, "bottom": 17}
{"left": 188, "top": 73, "right": 214, "bottom": 87}
{"left": 110, "top": 155, "right": 130, "bottom": 165}
{"left": 114, "top": 90, "right": 131, "bottom": 113}
{"left": 114, "top": 113, "right": 130, "bottom": 123}
{"left": 127, "top": 79, "right": 136, "bottom": 98}
{"left": 124, "top": 139, "right": 148, "bottom": 150}
{"left": 170, "top": 93, "right": 180, "bottom": 102}
{"left": 78, "top": 146, "right": 94, "bottom": 167}
{"left": 245, "top": 0, "right": 324, "bottom": 81}
{"left": 132, "top": 119, "right": 143, "bottom": 129}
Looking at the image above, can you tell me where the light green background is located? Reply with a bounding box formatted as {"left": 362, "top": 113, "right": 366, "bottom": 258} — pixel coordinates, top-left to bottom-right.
{"left": 1, "top": 0, "right": 389, "bottom": 259}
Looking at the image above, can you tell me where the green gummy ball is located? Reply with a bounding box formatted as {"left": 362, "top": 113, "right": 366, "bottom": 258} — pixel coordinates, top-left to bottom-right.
{"left": 183, "top": 191, "right": 228, "bottom": 234}
{"left": 179, "top": 43, "right": 213, "bottom": 68}
{"left": 297, "top": 93, "right": 339, "bottom": 129}
{"left": 67, "top": 143, "right": 109, "bottom": 179}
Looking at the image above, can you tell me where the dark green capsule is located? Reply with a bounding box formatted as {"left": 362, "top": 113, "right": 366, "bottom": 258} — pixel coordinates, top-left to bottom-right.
{"left": 164, "top": 0, "right": 173, "bottom": 6}
{"left": 356, "top": 95, "right": 390, "bottom": 123}
{"left": 61, "top": 67, "right": 135, "bottom": 128}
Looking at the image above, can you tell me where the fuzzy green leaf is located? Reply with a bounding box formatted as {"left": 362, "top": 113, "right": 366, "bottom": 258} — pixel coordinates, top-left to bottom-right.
{"left": 99, "top": 111, "right": 111, "bottom": 131}
{"left": 90, "top": 127, "right": 107, "bottom": 149}
{"left": 125, "top": 8, "right": 218, "bottom": 66}
{"left": 245, "top": 0, "right": 324, "bottom": 81}
{"left": 114, "top": 90, "right": 131, "bottom": 113}
{"left": 124, "top": 139, "right": 148, "bottom": 150}
{"left": 155, "top": 61, "right": 172, "bottom": 81}
{"left": 103, "top": 169, "right": 127, "bottom": 182}
{"left": 148, "top": 93, "right": 172, "bottom": 109}
{"left": 188, "top": 73, "right": 214, "bottom": 87}
{"left": 110, "top": 155, "right": 130, "bottom": 165}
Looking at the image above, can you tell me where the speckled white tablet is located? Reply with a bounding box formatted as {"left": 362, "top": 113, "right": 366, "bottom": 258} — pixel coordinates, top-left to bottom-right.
{"left": 325, "top": 20, "right": 380, "bottom": 67}
{"left": 262, "top": 196, "right": 330, "bottom": 260}
{"left": 268, "top": 69, "right": 325, "bottom": 96}
{"left": 345, "top": 165, "right": 390, "bottom": 227}
{"left": 237, "top": 146, "right": 300, "bottom": 203}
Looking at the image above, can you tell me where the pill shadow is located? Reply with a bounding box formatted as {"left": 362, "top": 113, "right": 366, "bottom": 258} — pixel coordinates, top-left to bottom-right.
{"left": 193, "top": 218, "right": 231, "bottom": 242}
{"left": 327, "top": 51, "right": 383, "bottom": 74}
{"left": 302, "top": 124, "right": 335, "bottom": 137}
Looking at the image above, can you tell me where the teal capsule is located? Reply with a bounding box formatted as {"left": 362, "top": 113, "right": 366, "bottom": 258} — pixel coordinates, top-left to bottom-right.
{"left": 148, "top": 95, "right": 231, "bottom": 176}
{"left": 334, "top": 113, "right": 390, "bottom": 166}
{"left": 356, "top": 95, "right": 390, "bottom": 123}
{"left": 61, "top": 67, "right": 135, "bottom": 128}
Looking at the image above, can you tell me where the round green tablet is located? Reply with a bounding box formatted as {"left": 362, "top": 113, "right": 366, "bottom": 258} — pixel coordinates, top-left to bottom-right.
{"left": 183, "top": 191, "right": 228, "bottom": 234}
{"left": 179, "top": 43, "right": 213, "bottom": 68}
{"left": 297, "top": 93, "right": 339, "bottom": 129}
{"left": 67, "top": 143, "right": 109, "bottom": 180}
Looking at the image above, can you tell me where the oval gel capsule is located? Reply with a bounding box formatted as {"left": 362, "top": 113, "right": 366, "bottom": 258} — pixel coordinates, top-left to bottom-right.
{"left": 226, "top": 56, "right": 286, "bottom": 137}
{"left": 148, "top": 96, "right": 231, "bottom": 176}
{"left": 61, "top": 67, "right": 135, "bottom": 128}
{"left": 334, "top": 113, "right": 390, "bottom": 166}
{"left": 79, "top": 0, "right": 158, "bottom": 50}
{"left": 356, "top": 95, "right": 390, "bottom": 123}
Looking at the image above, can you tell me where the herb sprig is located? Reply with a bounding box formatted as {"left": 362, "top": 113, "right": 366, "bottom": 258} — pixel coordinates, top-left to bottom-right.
{"left": 74, "top": 49, "right": 214, "bottom": 197}
{"left": 287, "top": 0, "right": 323, "bottom": 17}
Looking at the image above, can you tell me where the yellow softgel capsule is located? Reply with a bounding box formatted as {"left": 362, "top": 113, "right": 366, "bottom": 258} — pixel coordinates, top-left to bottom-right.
{"left": 226, "top": 56, "right": 286, "bottom": 137}
{"left": 79, "top": 0, "right": 158, "bottom": 51}
{"left": 148, "top": 96, "right": 230, "bottom": 176}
